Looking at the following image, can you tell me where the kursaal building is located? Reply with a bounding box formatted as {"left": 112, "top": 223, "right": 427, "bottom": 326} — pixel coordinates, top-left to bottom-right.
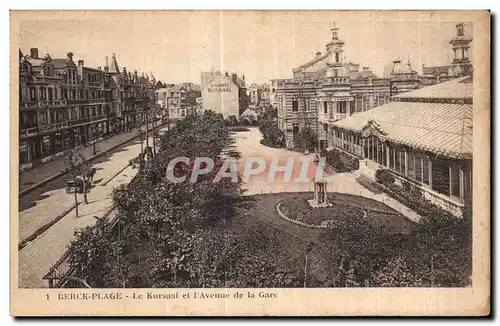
{"left": 275, "top": 22, "right": 473, "bottom": 217}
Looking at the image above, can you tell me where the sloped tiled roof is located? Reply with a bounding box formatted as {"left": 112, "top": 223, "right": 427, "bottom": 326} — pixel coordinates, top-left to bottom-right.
{"left": 332, "top": 101, "right": 473, "bottom": 158}
{"left": 422, "top": 65, "right": 450, "bottom": 76}
{"left": 190, "top": 84, "right": 201, "bottom": 92}
{"left": 393, "top": 76, "right": 473, "bottom": 100}
{"left": 52, "top": 59, "right": 69, "bottom": 68}
{"left": 350, "top": 70, "right": 379, "bottom": 80}
{"left": 25, "top": 57, "right": 44, "bottom": 66}
{"left": 293, "top": 53, "right": 329, "bottom": 72}
{"left": 171, "top": 84, "right": 185, "bottom": 92}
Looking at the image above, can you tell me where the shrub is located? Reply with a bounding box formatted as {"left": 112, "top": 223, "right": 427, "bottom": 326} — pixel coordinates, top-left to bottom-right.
{"left": 375, "top": 168, "right": 395, "bottom": 185}
{"left": 293, "top": 128, "right": 318, "bottom": 152}
{"left": 325, "top": 148, "right": 360, "bottom": 173}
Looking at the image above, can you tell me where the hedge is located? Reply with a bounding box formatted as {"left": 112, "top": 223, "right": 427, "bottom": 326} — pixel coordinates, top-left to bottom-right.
{"left": 324, "top": 148, "right": 360, "bottom": 173}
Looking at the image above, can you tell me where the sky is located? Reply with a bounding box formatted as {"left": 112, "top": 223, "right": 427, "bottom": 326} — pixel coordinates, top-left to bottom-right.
{"left": 17, "top": 11, "right": 473, "bottom": 86}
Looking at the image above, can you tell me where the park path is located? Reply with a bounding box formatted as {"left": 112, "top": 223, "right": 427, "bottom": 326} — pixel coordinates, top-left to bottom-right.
{"left": 232, "top": 128, "right": 421, "bottom": 222}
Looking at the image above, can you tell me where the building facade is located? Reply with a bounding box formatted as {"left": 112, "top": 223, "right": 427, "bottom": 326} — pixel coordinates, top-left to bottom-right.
{"left": 247, "top": 83, "right": 262, "bottom": 105}
{"left": 156, "top": 83, "right": 201, "bottom": 120}
{"left": 420, "top": 23, "right": 473, "bottom": 86}
{"left": 330, "top": 77, "right": 473, "bottom": 217}
{"left": 201, "top": 70, "right": 249, "bottom": 118}
{"left": 259, "top": 83, "right": 271, "bottom": 107}
{"left": 275, "top": 23, "right": 472, "bottom": 150}
{"left": 19, "top": 48, "right": 156, "bottom": 171}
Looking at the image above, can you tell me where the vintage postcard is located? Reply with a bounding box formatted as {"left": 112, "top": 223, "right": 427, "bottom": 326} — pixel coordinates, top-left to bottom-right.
{"left": 10, "top": 10, "right": 490, "bottom": 316}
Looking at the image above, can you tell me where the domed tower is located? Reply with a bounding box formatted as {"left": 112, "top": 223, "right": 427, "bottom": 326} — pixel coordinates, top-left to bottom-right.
{"left": 384, "top": 58, "right": 420, "bottom": 95}
{"left": 450, "top": 22, "right": 473, "bottom": 76}
{"left": 325, "top": 23, "right": 347, "bottom": 77}
{"left": 319, "top": 23, "right": 353, "bottom": 126}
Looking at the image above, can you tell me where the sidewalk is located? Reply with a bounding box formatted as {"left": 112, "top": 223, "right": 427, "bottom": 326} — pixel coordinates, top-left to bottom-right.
{"left": 18, "top": 128, "right": 162, "bottom": 247}
{"left": 19, "top": 121, "right": 163, "bottom": 196}
{"left": 18, "top": 164, "right": 137, "bottom": 288}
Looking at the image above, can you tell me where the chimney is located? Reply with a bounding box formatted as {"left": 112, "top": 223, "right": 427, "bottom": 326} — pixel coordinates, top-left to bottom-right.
{"left": 242, "top": 75, "right": 245, "bottom": 81}
{"left": 225, "top": 71, "right": 229, "bottom": 77}
{"left": 232, "top": 73, "right": 237, "bottom": 85}
{"left": 78, "top": 60, "right": 84, "bottom": 66}
{"left": 98, "top": 66, "right": 102, "bottom": 70}
{"left": 104, "top": 56, "right": 109, "bottom": 72}
{"left": 30, "top": 48, "right": 39, "bottom": 59}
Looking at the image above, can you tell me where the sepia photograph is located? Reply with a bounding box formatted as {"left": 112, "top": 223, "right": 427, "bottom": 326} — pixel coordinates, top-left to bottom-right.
{"left": 10, "top": 10, "right": 490, "bottom": 316}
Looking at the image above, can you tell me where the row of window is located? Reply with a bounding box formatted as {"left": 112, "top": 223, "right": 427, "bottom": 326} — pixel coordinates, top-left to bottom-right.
{"left": 20, "top": 123, "right": 109, "bottom": 164}
{"left": 278, "top": 95, "right": 391, "bottom": 116}
{"left": 64, "top": 70, "right": 78, "bottom": 85}
{"left": 21, "top": 105, "right": 105, "bottom": 128}
{"left": 336, "top": 133, "right": 462, "bottom": 199}
{"left": 25, "top": 86, "right": 107, "bottom": 102}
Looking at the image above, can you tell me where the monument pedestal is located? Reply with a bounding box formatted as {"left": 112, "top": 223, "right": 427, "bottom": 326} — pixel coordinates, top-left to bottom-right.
{"left": 308, "top": 178, "right": 332, "bottom": 208}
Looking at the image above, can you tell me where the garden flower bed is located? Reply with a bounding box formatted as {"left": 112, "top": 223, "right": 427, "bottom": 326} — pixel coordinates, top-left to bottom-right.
{"left": 374, "top": 168, "right": 458, "bottom": 219}
{"left": 277, "top": 193, "right": 413, "bottom": 234}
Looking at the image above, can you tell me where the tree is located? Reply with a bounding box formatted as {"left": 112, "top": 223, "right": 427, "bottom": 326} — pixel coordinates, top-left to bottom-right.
{"left": 65, "top": 149, "right": 90, "bottom": 212}
{"left": 293, "top": 127, "right": 318, "bottom": 152}
{"left": 258, "top": 107, "right": 285, "bottom": 148}
{"left": 68, "top": 112, "right": 247, "bottom": 287}
{"left": 76, "top": 151, "right": 90, "bottom": 205}
{"left": 64, "top": 151, "right": 80, "bottom": 217}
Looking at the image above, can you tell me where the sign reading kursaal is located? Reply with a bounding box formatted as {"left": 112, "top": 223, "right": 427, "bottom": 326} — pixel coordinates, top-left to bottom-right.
{"left": 207, "top": 83, "right": 231, "bottom": 93}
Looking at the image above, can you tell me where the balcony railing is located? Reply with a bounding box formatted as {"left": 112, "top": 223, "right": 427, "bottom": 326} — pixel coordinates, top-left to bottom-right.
{"left": 322, "top": 77, "right": 350, "bottom": 86}
{"left": 20, "top": 100, "right": 66, "bottom": 110}
{"left": 67, "top": 98, "right": 89, "bottom": 105}
{"left": 68, "top": 114, "right": 108, "bottom": 127}
{"left": 89, "top": 98, "right": 105, "bottom": 104}
{"left": 39, "top": 121, "right": 69, "bottom": 132}
{"left": 20, "top": 126, "right": 38, "bottom": 137}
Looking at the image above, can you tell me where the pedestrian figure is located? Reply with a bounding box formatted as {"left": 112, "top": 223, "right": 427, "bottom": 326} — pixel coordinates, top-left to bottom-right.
{"left": 86, "top": 167, "right": 97, "bottom": 183}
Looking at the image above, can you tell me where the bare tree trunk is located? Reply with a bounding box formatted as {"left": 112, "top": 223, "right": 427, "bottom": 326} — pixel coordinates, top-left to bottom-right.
{"left": 72, "top": 170, "right": 79, "bottom": 217}
{"left": 82, "top": 179, "right": 88, "bottom": 204}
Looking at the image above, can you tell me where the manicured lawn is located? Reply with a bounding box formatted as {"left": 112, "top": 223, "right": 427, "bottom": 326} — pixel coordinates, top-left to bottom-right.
{"left": 278, "top": 192, "right": 415, "bottom": 235}
{"left": 228, "top": 192, "right": 417, "bottom": 287}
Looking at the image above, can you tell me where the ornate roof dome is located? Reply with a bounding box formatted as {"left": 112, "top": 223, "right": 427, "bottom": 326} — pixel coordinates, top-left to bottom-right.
{"left": 383, "top": 59, "right": 415, "bottom": 78}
